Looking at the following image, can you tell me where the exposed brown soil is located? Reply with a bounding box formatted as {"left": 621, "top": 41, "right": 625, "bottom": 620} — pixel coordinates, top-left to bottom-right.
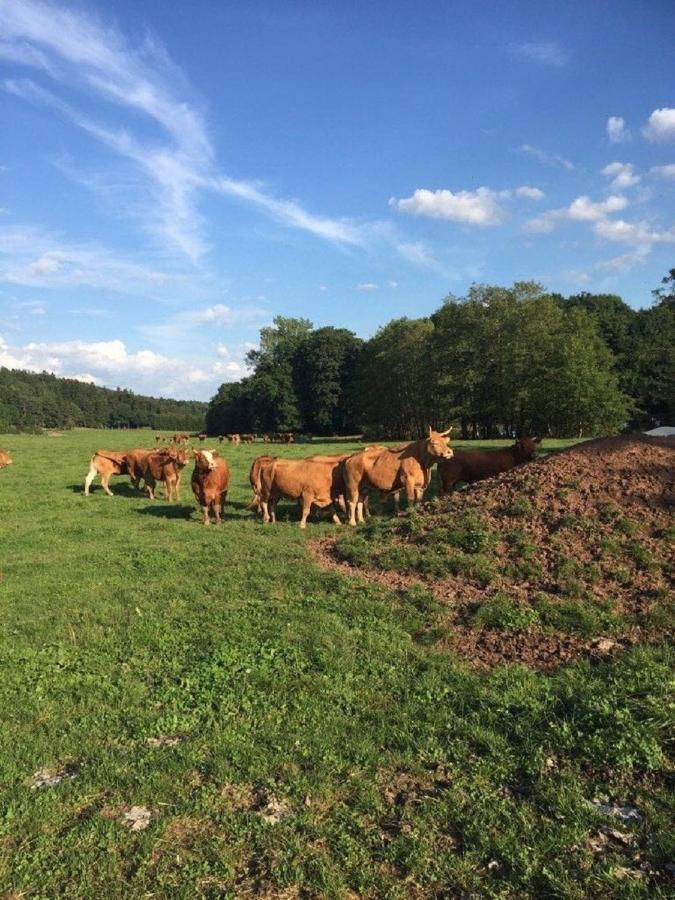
{"left": 310, "top": 435, "right": 674, "bottom": 671}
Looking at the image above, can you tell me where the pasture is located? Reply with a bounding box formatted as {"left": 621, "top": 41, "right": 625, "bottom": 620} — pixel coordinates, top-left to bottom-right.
{"left": 0, "top": 429, "right": 671, "bottom": 898}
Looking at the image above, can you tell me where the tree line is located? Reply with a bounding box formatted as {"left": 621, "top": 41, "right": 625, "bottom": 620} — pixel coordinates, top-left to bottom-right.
{"left": 0, "top": 369, "right": 207, "bottom": 432}
{"left": 207, "top": 274, "right": 674, "bottom": 439}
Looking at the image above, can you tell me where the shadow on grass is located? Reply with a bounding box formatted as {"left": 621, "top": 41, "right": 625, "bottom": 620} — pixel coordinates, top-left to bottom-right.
{"left": 135, "top": 504, "right": 195, "bottom": 520}
{"left": 71, "top": 482, "right": 144, "bottom": 498}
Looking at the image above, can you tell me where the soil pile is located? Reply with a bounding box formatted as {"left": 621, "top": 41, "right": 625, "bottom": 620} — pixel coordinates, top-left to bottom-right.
{"left": 319, "top": 435, "right": 674, "bottom": 670}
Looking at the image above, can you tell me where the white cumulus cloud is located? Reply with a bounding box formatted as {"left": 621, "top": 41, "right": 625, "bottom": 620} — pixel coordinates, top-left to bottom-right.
{"left": 643, "top": 107, "right": 675, "bottom": 142}
{"left": 390, "top": 187, "right": 507, "bottom": 226}
{"left": 601, "top": 162, "right": 640, "bottom": 189}
{"left": 650, "top": 164, "right": 675, "bottom": 179}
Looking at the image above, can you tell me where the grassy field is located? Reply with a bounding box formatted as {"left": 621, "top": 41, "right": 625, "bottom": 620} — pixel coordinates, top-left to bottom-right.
{"left": 0, "top": 430, "right": 671, "bottom": 898}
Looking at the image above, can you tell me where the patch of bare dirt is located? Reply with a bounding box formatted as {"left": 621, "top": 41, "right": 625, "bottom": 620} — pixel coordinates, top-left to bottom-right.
{"left": 310, "top": 435, "right": 674, "bottom": 671}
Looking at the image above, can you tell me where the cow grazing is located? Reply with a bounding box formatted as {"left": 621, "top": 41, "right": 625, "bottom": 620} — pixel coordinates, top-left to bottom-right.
{"left": 0, "top": 449, "right": 13, "bottom": 468}
{"left": 173, "top": 433, "right": 189, "bottom": 445}
{"left": 438, "top": 437, "right": 540, "bottom": 496}
{"left": 342, "top": 428, "right": 453, "bottom": 526}
{"left": 259, "top": 455, "right": 348, "bottom": 528}
{"left": 241, "top": 433, "right": 255, "bottom": 444}
{"left": 155, "top": 435, "right": 162, "bottom": 443}
{"left": 84, "top": 450, "right": 129, "bottom": 496}
{"left": 228, "top": 433, "right": 241, "bottom": 445}
{"left": 248, "top": 455, "right": 277, "bottom": 512}
{"left": 191, "top": 449, "right": 231, "bottom": 524}
{"left": 198, "top": 433, "right": 208, "bottom": 442}
{"left": 138, "top": 448, "right": 190, "bottom": 500}
{"left": 218, "top": 435, "right": 225, "bottom": 443}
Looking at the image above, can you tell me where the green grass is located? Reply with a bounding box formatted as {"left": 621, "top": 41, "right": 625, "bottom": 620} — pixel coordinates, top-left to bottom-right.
{"left": 0, "top": 430, "right": 672, "bottom": 898}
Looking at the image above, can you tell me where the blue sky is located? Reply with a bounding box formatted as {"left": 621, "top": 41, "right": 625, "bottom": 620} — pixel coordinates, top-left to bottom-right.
{"left": 0, "top": 0, "right": 674, "bottom": 399}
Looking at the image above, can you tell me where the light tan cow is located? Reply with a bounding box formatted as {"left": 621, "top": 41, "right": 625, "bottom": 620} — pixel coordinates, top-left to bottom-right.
{"left": 191, "top": 449, "right": 231, "bottom": 524}
{"left": 248, "top": 455, "right": 277, "bottom": 512}
{"left": 259, "top": 455, "right": 349, "bottom": 528}
{"left": 342, "top": 428, "right": 453, "bottom": 525}
{"left": 84, "top": 450, "right": 129, "bottom": 496}
{"left": 0, "top": 449, "right": 13, "bottom": 468}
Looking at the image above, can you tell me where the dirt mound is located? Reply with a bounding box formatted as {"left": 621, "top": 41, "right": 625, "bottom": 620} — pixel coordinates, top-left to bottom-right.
{"left": 316, "top": 435, "right": 674, "bottom": 670}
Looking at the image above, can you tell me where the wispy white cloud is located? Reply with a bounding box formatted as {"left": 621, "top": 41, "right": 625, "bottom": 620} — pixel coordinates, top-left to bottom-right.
{"left": 650, "top": 163, "right": 675, "bottom": 179}
{"left": 395, "top": 241, "right": 437, "bottom": 267}
{"left": 508, "top": 42, "right": 567, "bottom": 68}
{"left": 0, "top": 224, "right": 184, "bottom": 294}
{"left": 0, "top": 0, "right": 381, "bottom": 261}
{"left": 593, "top": 218, "right": 675, "bottom": 245}
{"left": 357, "top": 282, "right": 379, "bottom": 291}
{"left": 601, "top": 161, "right": 640, "bottom": 190}
{"left": 607, "top": 116, "right": 631, "bottom": 143}
{"left": 642, "top": 107, "right": 675, "bottom": 142}
{"left": 518, "top": 143, "right": 575, "bottom": 171}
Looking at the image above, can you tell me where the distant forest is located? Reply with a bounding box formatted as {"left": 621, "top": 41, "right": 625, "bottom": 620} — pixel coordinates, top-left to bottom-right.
{"left": 2, "top": 272, "right": 673, "bottom": 437}
{"left": 0, "top": 369, "right": 207, "bottom": 432}
{"left": 206, "top": 272, "right": 675, "bottom": 439}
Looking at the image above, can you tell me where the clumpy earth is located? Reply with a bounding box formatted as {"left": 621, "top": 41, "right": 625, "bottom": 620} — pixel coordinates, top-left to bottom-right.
{"left": 315, "top": 435, "right": 674, "bottom": 670}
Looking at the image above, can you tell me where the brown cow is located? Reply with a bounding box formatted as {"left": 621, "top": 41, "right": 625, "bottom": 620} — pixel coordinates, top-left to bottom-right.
{"left": 248, "top": 455, "right": 277, "bottom": 512}
{"left": 84, "top": 450, "right": 129, "bottom": 496}
{"left": 125, "top": 448, "right": 159, "bottom": 492}
{"left": 438, "top": 437, "right": 540, "bottom": 496}
{"left": 259, "top": 455, "right": 348, "bottom": 528}
{"left": 342, "top": 428, "right": 453, "bottom": 525}
{"left": 191, "top": 449, "right": 231, "bottom": 524}
{"left": 138, "top": 448, "right": 190, "bottom": 500}
{"left": 173, "top": 433, "right": 189, "bottom": 445}
{"left": 0, "top": 449, "right": 13, "bottom": 468}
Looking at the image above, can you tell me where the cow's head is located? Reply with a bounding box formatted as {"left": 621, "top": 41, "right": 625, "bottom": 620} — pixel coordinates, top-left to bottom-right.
{"left": 514, "top": 436, "right": 540, "bottom": 461}
{"left": 195, "top": 449, "right": 219, "bottom": 471}
{"left": 426, "top": 426, "right": 454, "bottom": 460}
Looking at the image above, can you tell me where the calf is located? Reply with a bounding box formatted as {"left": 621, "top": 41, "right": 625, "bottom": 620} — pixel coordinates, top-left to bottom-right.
{"left": 259, "top": 455, "right": 348, "bottom": 528}
{"left": 139, "top": 448, "right": 190, "bottom": 500}
{"left": 0, "top": 449, "right": 13, "bottom": 468}
{"left": 84, "top": 450, "right": 129, "bottom": 496}
{"left": 191, "top": 449, "right": 231, "bottom": 524}
{"left": 437, "top": 437, "right": 540, "bottom": 496}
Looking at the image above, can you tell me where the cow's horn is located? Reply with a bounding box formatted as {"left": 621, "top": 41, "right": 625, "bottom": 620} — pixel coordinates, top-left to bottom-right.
{"left": 440, "top": 426, "right": 453, "bottom": 437}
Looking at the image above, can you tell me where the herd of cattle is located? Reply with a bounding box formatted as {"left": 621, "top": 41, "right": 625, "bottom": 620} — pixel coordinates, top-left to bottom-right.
{"left": 68, "top": 430, "right": 541, "bottom": 527}
{"left": 0, "top": 432, "right": 541, "bottom": 526}
{"left": 170, "top": 432, "right": 296, "bottom": 446}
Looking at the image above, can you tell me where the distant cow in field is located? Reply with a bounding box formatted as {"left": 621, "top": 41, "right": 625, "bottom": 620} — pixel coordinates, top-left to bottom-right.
{"left": 259, "top": 455, "right": 348, "bottom": 528}
{"left": 0, "top": 449, "right": 13, "bottom": 468}
{"left": 241, "top": 433, "right": 255, "bottom": 444}
{"left": 155, "top": 435, "right": 162, "bottom": 443}
{"left": 84, "top": 450, "right": 129, "bottom": 496}
{"left": 229, "top": 434, "right": 241, "bottom": 445}
{"left": 173, "top": 433, "right": 189, "bottom": 445}
{"left": 137, "top": 448, "right": 190, "bottom": 500}
{"left": 218, "top": 435, "right": 226, "bottom": 443}
{"left": 342, "top": 428, "right": 453, "bottom": 525}
{"left": 198, "top": 433, "right": 208, "bottom": 442}
{"left": 191, "top": 449, "right": 231, "bottom": 524}
{"left": 438, "top": 437, "right": 540, "bottom": 496}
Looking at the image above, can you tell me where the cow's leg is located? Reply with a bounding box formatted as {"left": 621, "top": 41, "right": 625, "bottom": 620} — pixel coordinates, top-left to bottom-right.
{"left": 101, "top": 473, "right": 114, "bottom": 497}
{"left": 175, "top": 474, "right": 181, "bottom": 502}
{"left": 214, "top": 495, "right": 223, "bottom": 525}
{"left": 356, "top": 492, "right": 367, "bottom": 524}
{"left": 261, "top": 500, "right": 271, "bottom": 524}
{"left": 299, "top": 491, "right": 313, "bottom": 529}
{"left": 84, "top": 463, "right": 98, "bottom": 496}
{"left": 219, "top": 491, "right": 227, "bottom": 523}
{"left": 403, "top": 476, "right": 417, "bottom": 510}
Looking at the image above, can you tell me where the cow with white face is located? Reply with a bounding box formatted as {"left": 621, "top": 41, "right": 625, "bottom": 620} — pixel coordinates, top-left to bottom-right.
{"left": 191, "top": 449, "right": 231, "bottom": 524}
